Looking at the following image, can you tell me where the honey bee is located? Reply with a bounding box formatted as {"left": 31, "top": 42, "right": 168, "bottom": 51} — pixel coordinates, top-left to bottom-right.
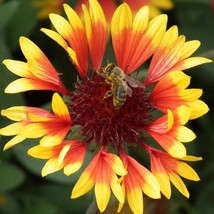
{"left": 99, "top": 63, "right": 145, "bottom": 109}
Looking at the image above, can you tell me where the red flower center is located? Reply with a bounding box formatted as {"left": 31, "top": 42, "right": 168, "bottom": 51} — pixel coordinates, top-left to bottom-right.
{"left": 69, "top": 70, "right": 151, "bottom": 148}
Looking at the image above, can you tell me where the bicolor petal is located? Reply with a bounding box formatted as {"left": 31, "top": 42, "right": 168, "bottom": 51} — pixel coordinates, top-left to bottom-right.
{"left": 150, "top": 70, "right": 209, "bottom": 119}
{"left": 3, "top": 37, "right": 69, "bottom": 95}
{"left": 71, "top": 150, "right": 126, "bottom": 213}
{"left": 75, "top": 0, "right": 116, "bottom": 23}
{"left": 119, "top": 154, "right": 160, "bottom": 214}
{"left": 0, "top": 93, "right": 72, "bottom": 149}
{"left": 44, "top": 4, "right": 88, "bottom": 77}
{"left": 111, "top": 4, "right": 167, "bottom": 73}
{"left": 147, "top": 106, "right": 195, "bottom": 158}
{"left": 147, "top": 146, "right": 201, "bottom": 199}
{"left": 82, "top": 0, "right": 108, "bottom": 70}
{"left": 28, "top": 140, "right": 87, "bottom": 176}
{"left": 145, "top": 26, "right": 212, "bottom": 85}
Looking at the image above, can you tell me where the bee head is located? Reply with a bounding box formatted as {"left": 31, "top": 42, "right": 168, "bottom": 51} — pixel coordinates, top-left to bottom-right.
{"left": 104, "top": 63, "right": 116, "bottom": 74}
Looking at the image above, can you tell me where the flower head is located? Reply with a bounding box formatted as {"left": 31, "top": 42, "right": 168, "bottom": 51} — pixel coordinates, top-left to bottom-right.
{"left": 33, "top": 0, "right": 65, "bottom": 19}
{"left": 1, "top": 0, "right": 212, "bottom": 213}
{"left": 122, "top": 0, "right": 174, "bottom": 18}
{"left": 75, "top": 0, "right": 174, "bottom": 21}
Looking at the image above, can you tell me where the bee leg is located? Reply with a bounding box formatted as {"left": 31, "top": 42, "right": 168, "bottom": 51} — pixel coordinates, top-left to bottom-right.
{"left": 103, "top": 90, "right": 113, "bottom": 100}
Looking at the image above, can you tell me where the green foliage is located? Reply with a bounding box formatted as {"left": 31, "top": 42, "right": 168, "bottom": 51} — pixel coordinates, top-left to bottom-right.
{"left": 0, "top": 1, "right": 19, "bottom": 31}
{"left": 0, "top": 162, "right": 25, "bottom": 193}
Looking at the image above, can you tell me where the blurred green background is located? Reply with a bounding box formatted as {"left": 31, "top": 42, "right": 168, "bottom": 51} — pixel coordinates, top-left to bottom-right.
{"left": 0, "top": 0, "right": 214, "bottom": 213}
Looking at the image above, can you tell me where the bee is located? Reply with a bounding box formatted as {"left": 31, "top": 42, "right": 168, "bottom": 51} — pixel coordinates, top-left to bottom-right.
{"left": 99, "top": 63, "right": 145, "bottom": 109}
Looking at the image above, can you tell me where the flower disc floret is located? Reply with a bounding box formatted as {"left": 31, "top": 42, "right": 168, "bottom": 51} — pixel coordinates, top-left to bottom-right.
{"left": 69, "top": 72, "right": 150, "bottom": 147}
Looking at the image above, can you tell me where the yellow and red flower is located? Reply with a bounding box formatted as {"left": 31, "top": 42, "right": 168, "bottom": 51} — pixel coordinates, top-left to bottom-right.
{"left": 1, "top": 0, "right": 212, "bottom": 213}
{"left": 39, "top": 0, "right": 174, "bottom": 21}
{"left": 122, "top": 0, "right": 174, "bottom": 18}
{"left": 75, "top": 0, "right": 174, "bottom": 21}
{"left": 33, "top": 0, "right": 65, "bottom": 19}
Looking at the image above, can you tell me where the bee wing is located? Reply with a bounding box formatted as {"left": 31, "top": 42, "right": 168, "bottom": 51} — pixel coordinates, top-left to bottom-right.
{"left": 119, "top": 80, "right": 132, "bottom": 97}
{"left": 125, "top": 75, "right": 145, "bottom": 89}
{"left": 127, "top": 85, "right": 133, "bottom": 97}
